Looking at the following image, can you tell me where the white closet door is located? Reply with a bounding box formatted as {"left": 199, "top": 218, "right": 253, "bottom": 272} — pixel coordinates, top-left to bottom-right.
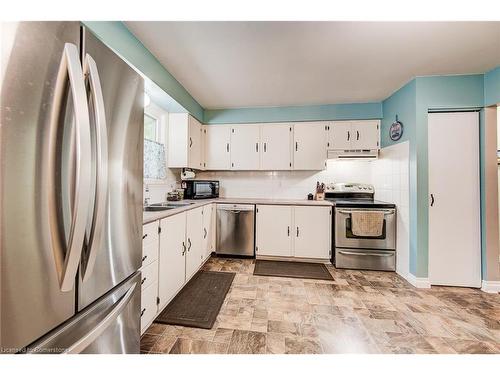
{"left": 261, "top": 123, "right": 292, "bottom": 170}
{"left": 204, "top": 125, "right": 231, "bottom": 170}
{"left": 428, "top": 112, "right": 481, "bottom": 288}
{"left": 230, "top": 125, "right": 261, "bottom": 170}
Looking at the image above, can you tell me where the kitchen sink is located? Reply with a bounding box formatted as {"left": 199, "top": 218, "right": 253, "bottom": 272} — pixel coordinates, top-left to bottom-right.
{"left": 144, "top": 202, "right": 193, "bottom": 212}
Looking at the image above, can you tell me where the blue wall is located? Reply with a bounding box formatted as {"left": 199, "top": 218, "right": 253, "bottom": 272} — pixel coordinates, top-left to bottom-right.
{"left": 204, "top": 102, "right": 382, "bottom": 124}
{"left": 83, "top": 21, "right": 204, "bottom": 122}
{"left": 382, "top": 74, "right": 486, "bottom": 278}
{"left": 484, "top": 66, "right": 500, "bottom": 106}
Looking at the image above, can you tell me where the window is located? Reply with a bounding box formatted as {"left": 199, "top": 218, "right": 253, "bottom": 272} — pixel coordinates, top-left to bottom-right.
{"left": 144, "top": 113, "right": 158, "bottom": 142}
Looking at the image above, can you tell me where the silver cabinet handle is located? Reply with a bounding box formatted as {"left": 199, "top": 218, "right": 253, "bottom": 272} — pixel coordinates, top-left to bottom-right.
{"left": 66, "top": 282, "right": 137, "bottom": 353}
{"left": 47, "top": 43, "right": 92, "bottom": 292}
{"left": 296, "top": 226, "right": 299, "bottom": 237}
{"left": 356, "top": 130, "right": 360, "bottom": 140}
{"left": 430, "top": 194, "right": 435, "bottom": 207}
{"left": 140, "top": 308, "right": 146, "bottom": 317}
{"left": 142, "top": 255, "right": 148, "bottom": 262}
{"left": 339, "top": 251, "right": 393, "bottom": 257}
{"left": 204, "top": 228, "right": 207, "bottom": 239}
{"left": 295, "top": 141, "right": 298, "bottom": 152}
{"left": 182, "top": 242, "right": 186, "bottom": 256}
{"left": 264, "top": 143, "right": 267, "bottom": 152}
{"left": 337, "top": 209, "right": 395, "bottom": 215}
{"left": 226, "top": 143, "right": 229, "bottom": 152}
{"left": 256, "top": 143, "right": 259, "bottom": 152}
{"left": 81, "top": 53, "right": 109, "bottom": 282}
{"left": 187, "top": 238, "right": 192, "bottom": 251}
{"left": 189, "top": 137, "right": 193, "bottom": 147}
{"left": 347, "top": 131, "right": 350, "bottom": 141}
{"left": 287, "top": 226, "right": 290, "bottom": 236}
{"left": 142, "top": 234, "right": 148, "bottom": 240}
{"left": 141, "top": 277, "right": 147, "bottom": 285}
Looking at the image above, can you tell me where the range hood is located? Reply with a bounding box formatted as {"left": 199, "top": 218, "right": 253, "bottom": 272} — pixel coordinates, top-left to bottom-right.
{"left": 327, "top": 149, "right": 379, "bottom": 160}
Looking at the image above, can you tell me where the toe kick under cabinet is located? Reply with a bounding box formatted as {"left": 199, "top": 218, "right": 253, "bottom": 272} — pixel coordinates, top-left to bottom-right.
{"left": 255, "top": 204, "right": 332, "bottom": 260}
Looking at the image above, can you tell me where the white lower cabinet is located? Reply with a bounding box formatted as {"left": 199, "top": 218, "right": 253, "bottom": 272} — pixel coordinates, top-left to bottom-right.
{"left": 256, "top": 204, "right": 331, "bottom": 259}
{"left": 202, "top": 204, "right": 215, "bottom": 261}
{"left": 158, "top": 213, "right": 187, "bottom": 311}
{"left": 256, "top": 205, "right": 293, "bottom": 257}
{"left": 293, "top": 206, "right": 331, "bottom": 259}
{"left": 185, "top": 207, "right": 204, "bottom": 280}
{"left": 140, "top": 221, "right": 160, "bottom": 334}
{"left": 140, "top": 282, "right": 158, "bottom": 335}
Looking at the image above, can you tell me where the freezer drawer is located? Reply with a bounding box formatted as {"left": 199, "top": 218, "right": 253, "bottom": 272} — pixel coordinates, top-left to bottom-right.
{"left": 26, "top": 272, "right": 141, "bottom": 354}
{"left": 216, "top": 204, "right": 255, "bottom": 256}
{"left": 335, "top": 248, "right": 396, "bottom": 271}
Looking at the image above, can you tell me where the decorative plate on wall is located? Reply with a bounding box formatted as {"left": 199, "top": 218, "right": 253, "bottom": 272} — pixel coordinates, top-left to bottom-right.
{"left": 389, "top": 116, "right": 404, "bottom": 141}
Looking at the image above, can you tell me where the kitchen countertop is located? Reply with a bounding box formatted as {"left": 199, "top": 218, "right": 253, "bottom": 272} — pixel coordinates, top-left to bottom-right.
{"left": 143, "top": 197, "right": 333, "bottom": 224}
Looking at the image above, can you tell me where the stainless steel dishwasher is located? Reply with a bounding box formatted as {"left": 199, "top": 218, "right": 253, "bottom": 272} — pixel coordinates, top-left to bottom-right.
{"left": 216, "top": 204, "right": 255, "bottom": 256}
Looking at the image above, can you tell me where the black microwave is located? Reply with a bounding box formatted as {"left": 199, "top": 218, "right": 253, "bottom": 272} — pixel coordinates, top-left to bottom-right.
{"left": 182, "top": 180, "right": 219, "bottom": 199}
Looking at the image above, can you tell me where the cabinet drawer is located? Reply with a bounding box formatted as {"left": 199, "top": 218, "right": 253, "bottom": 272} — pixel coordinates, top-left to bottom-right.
{"left": 140, "top": 260, "right": 158, "bottom": 291}
{"left": 142, "top": 221, "right": 159, "bottom": 246}
{"left": 140, "top": 282, "right": 158, "bottom": 334}
{"left": 142, "top": 239, "right": 158, "bottom": 266}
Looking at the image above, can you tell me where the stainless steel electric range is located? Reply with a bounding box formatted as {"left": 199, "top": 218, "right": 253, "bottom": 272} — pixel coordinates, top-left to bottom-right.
{"left": 325, "top": 183, "right": 397, "bottom": 271}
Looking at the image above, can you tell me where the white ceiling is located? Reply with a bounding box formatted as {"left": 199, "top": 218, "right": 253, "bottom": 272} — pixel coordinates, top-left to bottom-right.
{"left": 125, "top": 22, "right": 500, "bottom": 109}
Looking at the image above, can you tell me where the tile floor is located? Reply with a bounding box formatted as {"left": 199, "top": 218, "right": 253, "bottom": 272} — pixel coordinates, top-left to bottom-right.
{"left": 141, "top": 257, "right": 500, "bottom": 354}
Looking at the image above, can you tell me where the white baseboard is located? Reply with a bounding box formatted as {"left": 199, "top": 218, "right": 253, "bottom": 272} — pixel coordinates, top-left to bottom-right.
{"left": 407, "top": 273, "right": 431, "bottom": 288}
{"left": 481, "top": 280, "right": 500, "bottom": 293}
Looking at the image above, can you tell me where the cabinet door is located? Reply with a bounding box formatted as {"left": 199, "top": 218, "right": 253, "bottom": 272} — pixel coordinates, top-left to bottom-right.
{"left": 204, "top": 125, "right": 231, "bottom": 170}
{"left": 188, "top": 116, "right": 203, "bottom": 169}
{"left": 330, "top": 121, "right": 352, "bottom": 150}
{"left": 293, "top": 206, "right": 331, "bottom": 259}
{"left": 230, "top": 125, "right": 260, "bottom": 170}
{"left": 351, "top": 120, "right": 379, "bottom": 150}
{"left": 158, "top": 213, "right": 186, "bottom": 309}
{"left": 261, "top": 123, "right": 292, "bottom": 170}
{"left": 202, "top": 204, "right": 214, "bottom": 261}
{"left": 185, "top": 207, "right": 204, "bottom": 280}
{"left": 167, "top": 113, "right": 189, "bottom": 168}
{"left": 293, "top": 122, "right": 327, "bottom": 170}
{"left": 256, "top": 205, "right": 293, "bottom": 257}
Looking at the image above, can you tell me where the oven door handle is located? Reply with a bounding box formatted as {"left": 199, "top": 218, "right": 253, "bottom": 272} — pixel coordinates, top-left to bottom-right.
{"left": 337, "top": 209, "right": 395, "bottom": 216}
{"left": 338, "top": 251, "right": 394, "bottom": 257}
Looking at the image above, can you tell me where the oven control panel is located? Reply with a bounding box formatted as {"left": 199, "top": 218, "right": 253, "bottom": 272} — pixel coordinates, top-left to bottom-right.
{"left": 325, "top": 183, "right": 374, "bottom": 194}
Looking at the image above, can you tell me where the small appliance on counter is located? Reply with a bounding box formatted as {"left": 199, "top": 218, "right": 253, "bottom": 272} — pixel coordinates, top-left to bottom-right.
{"left": 182, "top": 180, "right": 220, "bottom": 199}
{"left": 315, "top": 181, "right": 325, "bottom": 200}
{"left": 326, "top": 183, "right": 397, "bottom": 271}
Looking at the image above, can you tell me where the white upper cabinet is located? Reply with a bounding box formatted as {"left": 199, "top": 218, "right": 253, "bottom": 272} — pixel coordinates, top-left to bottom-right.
{"left": 293, "top": 122, "right": 327, "bottom": 170}
{"left": 329, "top": 120, "right": 380, "bottom": 151}
{"left": 351, "top": 120, "right": 379, "bottom": 150}
{"left": 261, "top": 123, "right": 293, "bottom": 170}
{"left": 230, "top": 125, "right": 261, "bottom": 170}
{"left": 329, "top": 121, "right": 352, "bottom": 150}
{"left": 203, "top": 125, "right": 231, "bottom": 170}
{"left": 168, "top": 113, "right": 204, "bottom": 169}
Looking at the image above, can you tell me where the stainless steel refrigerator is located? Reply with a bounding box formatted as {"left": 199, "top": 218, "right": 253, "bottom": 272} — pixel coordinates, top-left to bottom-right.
{"left": 1, "top": 22, "right": 144, "bottom": 353}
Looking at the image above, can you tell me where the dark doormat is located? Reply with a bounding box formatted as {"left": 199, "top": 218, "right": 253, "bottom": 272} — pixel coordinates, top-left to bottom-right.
{"left": 155, "top": 270, "right": 235, "bottom": 329}
{"left": 253, "top": 260, "right": 334, "bottom": 281}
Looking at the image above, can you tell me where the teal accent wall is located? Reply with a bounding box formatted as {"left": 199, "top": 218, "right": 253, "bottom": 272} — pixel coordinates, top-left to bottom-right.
{"left": 383, "top": 75, "right": 486, "bottom": 278}
{"left": 414, "top": 75, "right": 484, "bottom": 277}
{"left": 381, "top": 80, "right": 419, "bottom": 275}
{"left": 83, "top": 21, "right": 204, "bottom": 122}
{"left": 484, "top": 66, "right": 500, "bottom": 106}
{"left": 204, "top": 102, "right": 382, "bottom": 124}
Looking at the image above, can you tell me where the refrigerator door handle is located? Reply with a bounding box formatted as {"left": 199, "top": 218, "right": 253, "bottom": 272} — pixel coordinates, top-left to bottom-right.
{"left": 48, "top": 43, "right": 92, "bottom": 292}
{"left": 65, "top": 282, "right": 137, "bottom": 353}
{"left": 81, "top": 53, "right": 108, "bottom": 281}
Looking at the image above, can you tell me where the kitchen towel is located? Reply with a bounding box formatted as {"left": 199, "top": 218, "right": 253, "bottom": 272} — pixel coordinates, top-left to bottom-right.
{"left": 351, "top": 210, "right": 384, "bottom": 237}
